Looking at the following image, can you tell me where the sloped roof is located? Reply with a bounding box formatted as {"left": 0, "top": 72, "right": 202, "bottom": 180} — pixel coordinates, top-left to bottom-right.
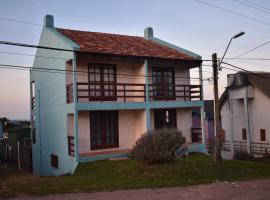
{"left": 57, "top": 28, "right": 197, "bottom": 61}
{"left": 220, "top": 72, "right": 270, "bottom": 106}
{"left": 245, "top": 72, "right": 270, "bottom": 97}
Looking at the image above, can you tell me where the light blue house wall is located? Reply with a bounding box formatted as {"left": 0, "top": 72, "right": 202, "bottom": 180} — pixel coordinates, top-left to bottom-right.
{"left": 31, "top": 15, "right": 79, "bottom": 176}
{"left": 31, "top": 15, "right": 205, "bottom": 176}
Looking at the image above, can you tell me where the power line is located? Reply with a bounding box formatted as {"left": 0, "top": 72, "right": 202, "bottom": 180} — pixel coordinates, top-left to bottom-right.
{"left": 0, "top": 63, "right": 211, "bottom": 81}
{"left": 228, "top": 40, "right": 270, "bottom": 59}
{"left": 221, "top": 61, "right": 270, "bottom": 79}
{"left": 234, "top": 0, "right": 270, "bottom": 15}
{"left": 245, "top": 0, "right": 270, "bottom": 12}
{"left": 194, "top": 0, "right": 270, "bottom": 26}
{"left": 0, "top": 51, "right": 70, "bottom": 61}
{"left": 220, "top": 66, "right": 239, "bottom": 72}
{"left": 224, "top": 57, "right": 270, "bottom": 61}
{"left": 0, "top": 40, "right": 211, "bottom": 62}
{"left": 0, "top": 16, "right": 42, "bottom": 26}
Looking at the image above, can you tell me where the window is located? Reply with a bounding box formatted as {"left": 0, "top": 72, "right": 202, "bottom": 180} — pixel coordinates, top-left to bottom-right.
{"left": 154, "top": 109, "right": 176, "bottom": 129}
{"left": 90, "top": 111, "right": 119, "bottom": 150}
{"left": 152, "top": 67, "right": 175, "bottom": 100}
{"left": 260, "top": 129, "right": 266, "bottom": 142}
{"left": 32, "top": 127, "right": 36, "bottom": 144}
{"left": 191, "top": 128, "right": 202, "bottom": 143}
{"left": 88, "top": 64, "right": 116, "bottom": 101}
{"left": 51, "top": 154, "right": 59, "bottom": 169}
{"left": 242, "top": 128, "right": 247, "bottom": 140}
{"left": 31, "top": 81, "right": 35, "bottom": 110}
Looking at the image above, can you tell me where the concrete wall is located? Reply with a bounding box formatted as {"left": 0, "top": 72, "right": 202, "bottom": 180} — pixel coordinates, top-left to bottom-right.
{"left": 76, "top": 110, "right": 146, "bottom": 154}
{"left": 31, "top": 24, "right": 78, "bottom": 176}
{"left": 249, "top": 87, "right": 270, "bottom": 143}
{"left": 221, "top": 86, "right": 270, "bottom": 144}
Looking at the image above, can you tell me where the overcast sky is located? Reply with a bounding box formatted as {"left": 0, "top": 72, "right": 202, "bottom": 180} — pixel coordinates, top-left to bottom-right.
{"left": 1, "top": 0, "right": 270, "bottom": 119}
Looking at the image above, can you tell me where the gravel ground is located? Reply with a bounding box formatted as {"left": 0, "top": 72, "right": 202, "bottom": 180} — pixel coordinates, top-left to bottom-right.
{"left": 5, "top": 179, "right": 270, "bottom": 200}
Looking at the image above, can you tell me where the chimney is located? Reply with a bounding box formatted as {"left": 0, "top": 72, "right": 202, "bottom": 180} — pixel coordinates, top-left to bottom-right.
{"left": 144, "top": 27, "right": 153, "bottom": 39}
{"left": 44, "top": 15, "right": 54, "bottom": 28}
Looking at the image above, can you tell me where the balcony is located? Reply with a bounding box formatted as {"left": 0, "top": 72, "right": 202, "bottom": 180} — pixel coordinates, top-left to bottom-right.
{"left": 66, "top": 82, "right": 201, "bottom": 103}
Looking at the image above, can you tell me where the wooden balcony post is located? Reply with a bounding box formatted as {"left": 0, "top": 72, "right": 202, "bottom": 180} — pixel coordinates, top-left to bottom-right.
{"left": 123, "top": 84, "right": 126, "bottom": 102}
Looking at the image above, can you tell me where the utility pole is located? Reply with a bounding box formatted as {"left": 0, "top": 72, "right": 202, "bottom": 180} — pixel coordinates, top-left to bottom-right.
{"left": 212, "top": 53, "right": 221, "bottom": 164}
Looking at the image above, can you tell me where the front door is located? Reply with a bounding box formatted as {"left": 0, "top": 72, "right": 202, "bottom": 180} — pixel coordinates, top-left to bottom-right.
{"left": 90, "top": 111, "right": 119, "bottom": 150}
{"left": 88, "top": 63, "right": 117, "bottom": 101}
{"left": 154, "top": 109, "right": 177, "bottom": 129}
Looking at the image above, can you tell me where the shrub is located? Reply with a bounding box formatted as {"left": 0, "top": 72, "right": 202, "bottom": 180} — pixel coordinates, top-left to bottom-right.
{"left": 234, "top": 151, "right": 255, "bottom": 161}
{"left": 132, "top": 128, "right": 185, "bottom": 164}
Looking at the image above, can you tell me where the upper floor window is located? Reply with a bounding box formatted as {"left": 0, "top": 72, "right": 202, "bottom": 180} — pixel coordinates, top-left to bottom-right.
{"left": 152, "top": 67, "right": 175, "bottom": 100}
{"left": 260, "top": 129, "right": 266, "bottom": 142}
{"left": 88, "top": 64, "right": 116, "bottom": 101}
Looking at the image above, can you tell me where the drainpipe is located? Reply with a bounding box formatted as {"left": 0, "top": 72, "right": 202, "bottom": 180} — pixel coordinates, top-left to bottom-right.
{"left": 144, "top": 59, "right": 151, "bottom": 131}
{"left": 72, "top": 52, "right": 79, "bottom": 161}
{"left": 229, "top": 91, "right": 235, "bottom": 159}
{"left": 244, "top": 87, "right": 251, "bottom": 153}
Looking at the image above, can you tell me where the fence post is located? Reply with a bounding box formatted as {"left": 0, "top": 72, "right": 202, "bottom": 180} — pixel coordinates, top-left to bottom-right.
{"left": 17, "top": 141, "right": 21, "bottom": 170}
{"left": 123, "top": 84, "right": 126, "bottom": 102}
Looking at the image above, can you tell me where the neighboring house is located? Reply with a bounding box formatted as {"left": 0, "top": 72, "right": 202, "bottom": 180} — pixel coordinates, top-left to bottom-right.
{"left": 220, "top": 72, "right": 270, "bottom": 158}
{"left": 192, "top": 100, "right": 214, "bottom": 143}
{"left": 31, "top": 15, "right": 206, "bottom": 176}
{"left": 0, "top": 127, "right": 31, "bottom": 162}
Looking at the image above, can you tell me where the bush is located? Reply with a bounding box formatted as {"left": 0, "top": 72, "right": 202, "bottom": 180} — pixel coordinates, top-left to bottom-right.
{"left": 132, "top": 128, "right": 185, "bottom": 164}
{"left": 234, "top": 151, "right": 255, "bottom": 161}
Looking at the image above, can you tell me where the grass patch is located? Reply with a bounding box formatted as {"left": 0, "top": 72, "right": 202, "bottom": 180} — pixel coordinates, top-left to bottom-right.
{"left": 1, "top": 154, "right": 270, "bottom": 197}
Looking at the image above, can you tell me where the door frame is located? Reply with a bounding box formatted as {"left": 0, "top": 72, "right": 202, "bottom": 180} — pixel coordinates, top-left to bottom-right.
{"left": 89, "top": 111, "right": 119, "bottom": 150}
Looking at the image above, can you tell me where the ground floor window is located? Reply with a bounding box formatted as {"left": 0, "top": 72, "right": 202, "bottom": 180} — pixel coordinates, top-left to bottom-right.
{"left": 90, "top": 111, "right": 119, "bottom": 150}
{"left": 154, "top": 109, "right": 176, "bottom": 129}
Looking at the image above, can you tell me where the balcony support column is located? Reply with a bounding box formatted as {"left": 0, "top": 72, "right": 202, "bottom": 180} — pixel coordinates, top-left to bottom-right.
{"left": 72, "top": 52, "right": 79, "bottom": 161}
{"left": 144, "top": 59, "right": 151, "bottom": 131}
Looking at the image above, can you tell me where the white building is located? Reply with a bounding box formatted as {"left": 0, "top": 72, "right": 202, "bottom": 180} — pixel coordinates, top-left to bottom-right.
{"left": 220, "top": 72, "right": 270, "bottom": 158}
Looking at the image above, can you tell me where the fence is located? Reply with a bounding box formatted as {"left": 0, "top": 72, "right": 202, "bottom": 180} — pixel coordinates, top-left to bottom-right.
{"left": 206, "top": 139, "right": 270, "bottom": 156}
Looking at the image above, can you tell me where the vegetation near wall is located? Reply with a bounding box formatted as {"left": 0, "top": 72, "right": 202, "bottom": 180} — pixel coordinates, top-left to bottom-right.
{"left": 132, "top": 128, "right": 185, "bottom": 164}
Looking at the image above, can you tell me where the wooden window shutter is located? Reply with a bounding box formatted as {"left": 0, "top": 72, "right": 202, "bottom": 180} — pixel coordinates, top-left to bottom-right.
{"left": 260, "top": 129, "right": 266, "bottom": 142}
{"left": 242, "top": 128, "right": 247, "bottom": 140}
{"left": 51, "top": 154, "right": 59, "bottom": 169}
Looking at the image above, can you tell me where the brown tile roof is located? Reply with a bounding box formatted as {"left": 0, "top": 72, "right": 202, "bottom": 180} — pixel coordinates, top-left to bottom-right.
{"left": 57, "top": 28, "right": 197, "bottom": 61}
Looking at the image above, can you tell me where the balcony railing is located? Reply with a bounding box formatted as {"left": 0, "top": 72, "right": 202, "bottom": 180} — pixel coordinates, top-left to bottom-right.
{"left": 149, "top": 84, "right": 201, "bottom": 101}
{"left": 66, "top": 82, "right": 202, "bottom": 103}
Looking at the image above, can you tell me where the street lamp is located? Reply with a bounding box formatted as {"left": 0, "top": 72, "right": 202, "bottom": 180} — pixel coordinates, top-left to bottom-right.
{"left": 218, "top": 31, "right": 245, "bottom": 70}
{"left": 213, "top": 31, "right": 245, "bottom": 164}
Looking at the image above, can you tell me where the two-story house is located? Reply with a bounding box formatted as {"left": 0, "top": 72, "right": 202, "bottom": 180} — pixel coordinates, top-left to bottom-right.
{"left": 30, "top": 15, "right": 206, "bottom": 176}
{"left": 220, "top": 71, "right": 270, "bottom": 159}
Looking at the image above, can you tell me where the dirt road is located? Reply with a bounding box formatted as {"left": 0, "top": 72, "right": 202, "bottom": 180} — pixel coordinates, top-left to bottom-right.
{"left": 6, "top": 179, "right": 270, "bottom": 200}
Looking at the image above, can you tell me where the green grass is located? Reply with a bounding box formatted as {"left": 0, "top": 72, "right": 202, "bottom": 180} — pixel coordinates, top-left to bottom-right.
{"left": 1, "top": 154, "right": 270, "bottom": 197}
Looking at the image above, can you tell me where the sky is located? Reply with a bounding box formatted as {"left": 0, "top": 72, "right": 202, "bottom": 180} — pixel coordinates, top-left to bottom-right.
{"left": 0, "top": 0, "right": 270, "bottom": 119}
